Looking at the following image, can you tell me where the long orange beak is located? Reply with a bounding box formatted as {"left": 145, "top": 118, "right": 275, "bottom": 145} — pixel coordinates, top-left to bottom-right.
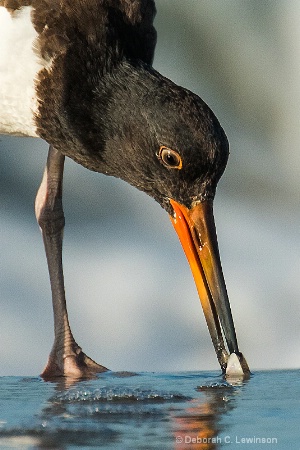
{"left": 170, "top": 199, "right": 246, "bottom": 373}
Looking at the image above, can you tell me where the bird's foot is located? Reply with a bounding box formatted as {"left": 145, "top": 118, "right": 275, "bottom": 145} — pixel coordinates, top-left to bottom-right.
{"left": 41, "top": 343, "right": 108, "bottom": 380}
{"left": 225, "top": 352, "right": 250, "bottom": 382}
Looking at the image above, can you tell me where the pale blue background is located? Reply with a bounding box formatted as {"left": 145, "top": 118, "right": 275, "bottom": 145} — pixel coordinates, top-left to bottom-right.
{"left": 0, "top": 0, "right": 299, "bottom": 375}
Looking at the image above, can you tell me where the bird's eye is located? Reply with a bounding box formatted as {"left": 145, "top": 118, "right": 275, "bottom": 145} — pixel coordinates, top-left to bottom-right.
{"left": 157, "top": 146, "right": 182, "bottom": 169}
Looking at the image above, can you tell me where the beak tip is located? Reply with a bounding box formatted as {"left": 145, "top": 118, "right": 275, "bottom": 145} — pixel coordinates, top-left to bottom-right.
{"left": 225, "top": 352, "right": 250, "bottom": 379}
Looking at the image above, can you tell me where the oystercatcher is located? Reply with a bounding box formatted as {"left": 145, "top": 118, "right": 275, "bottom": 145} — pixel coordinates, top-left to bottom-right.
{"left": 0, "top": 0, "right": 249, "bottom": 378}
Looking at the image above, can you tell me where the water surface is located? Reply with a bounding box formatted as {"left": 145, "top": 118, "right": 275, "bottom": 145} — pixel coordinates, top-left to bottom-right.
{"left": 0, "top": 370, "right": 299, "bottom": 449}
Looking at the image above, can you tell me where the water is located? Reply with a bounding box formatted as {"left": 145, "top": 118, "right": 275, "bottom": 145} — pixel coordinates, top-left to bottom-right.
{"left": 0, "top": 370, "right": 299, "bottom": 449}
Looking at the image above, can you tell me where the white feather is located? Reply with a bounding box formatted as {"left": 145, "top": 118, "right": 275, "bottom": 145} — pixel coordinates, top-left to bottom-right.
{"left": 0, "top": 6, "right": 46, "bottom": 137}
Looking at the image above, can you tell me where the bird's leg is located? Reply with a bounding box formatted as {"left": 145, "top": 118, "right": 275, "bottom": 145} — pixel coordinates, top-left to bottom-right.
{"left": 35, "top": 145, "right": 108, "bottom": 379}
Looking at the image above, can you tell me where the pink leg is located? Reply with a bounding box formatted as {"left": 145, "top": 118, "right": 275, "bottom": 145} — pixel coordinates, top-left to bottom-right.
{"left": 35, "top": 145, "right": 108, "bottom": 379}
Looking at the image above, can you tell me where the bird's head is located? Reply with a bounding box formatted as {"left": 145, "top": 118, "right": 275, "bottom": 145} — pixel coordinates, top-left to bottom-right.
{"left": 92, "top": 62, "right": 229, "bottom": 212}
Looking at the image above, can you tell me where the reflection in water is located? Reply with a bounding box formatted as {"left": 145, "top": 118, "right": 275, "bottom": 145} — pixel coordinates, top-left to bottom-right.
{"left": 0, "top": 372, "right": 249, "bottom": 449}
{"left": 172, "top": 381, "right": 243, "bottom": 449}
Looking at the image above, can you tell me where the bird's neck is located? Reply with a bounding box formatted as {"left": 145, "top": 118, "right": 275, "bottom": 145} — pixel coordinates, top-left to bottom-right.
{"left": 35, "top": 59, "right": 160, "bottom": 171}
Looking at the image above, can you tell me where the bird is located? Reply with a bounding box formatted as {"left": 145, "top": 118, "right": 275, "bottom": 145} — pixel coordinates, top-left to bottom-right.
{"left": 0, "top": 0, "right": 249, "bottom": 379}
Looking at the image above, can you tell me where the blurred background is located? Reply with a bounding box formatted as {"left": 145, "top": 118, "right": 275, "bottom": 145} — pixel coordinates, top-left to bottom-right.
{"left": 0, "top": 0, "right": 299, "bottom": 376}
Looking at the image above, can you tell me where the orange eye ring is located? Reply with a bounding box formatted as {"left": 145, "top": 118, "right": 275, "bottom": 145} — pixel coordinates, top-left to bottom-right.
{"left": 157, "top": 146, "right": 183, "bottom": 170}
